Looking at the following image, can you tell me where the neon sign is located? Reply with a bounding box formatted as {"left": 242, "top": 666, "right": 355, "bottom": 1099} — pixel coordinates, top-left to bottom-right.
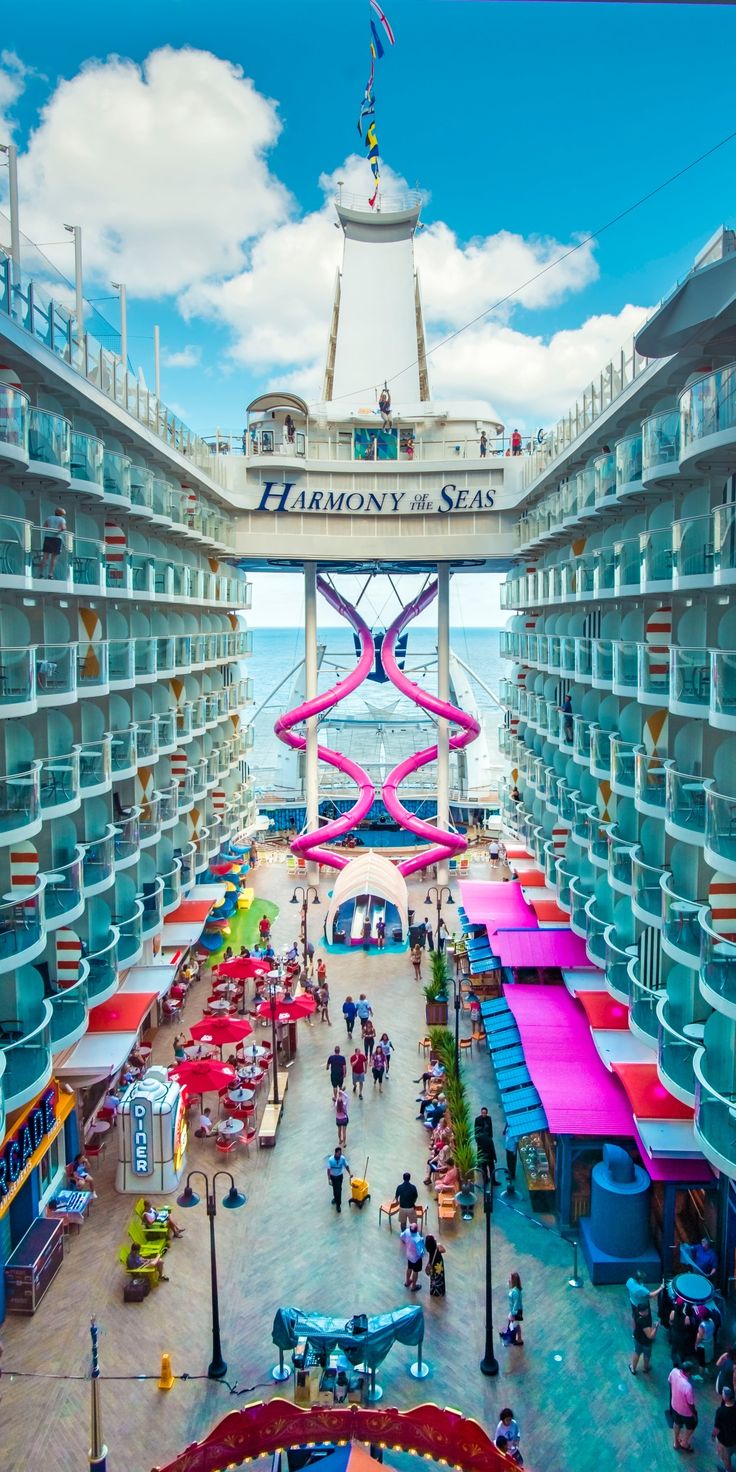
{"left": 0, "top": 1088, "right": 57, "bottom": 1202}
{"left": 131, "top": 1096, "right": 154, "bottom": 1176}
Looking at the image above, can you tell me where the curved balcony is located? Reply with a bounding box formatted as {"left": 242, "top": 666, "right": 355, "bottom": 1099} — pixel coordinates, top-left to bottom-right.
{"left": 556, "top": 780, "right": 575, "bottom": 826}
{"left": 693, "top": 1046, "right": 736, "bottom": 1177}
{"left": 605, "top": 929, "right": 636, "bottom": 1004}
{"left": 642, "top": 408, "right": 680, "bottom": 485}
{"left": 614, "top": 536, "right": 641, "bottom": 596}
{"left": 640, "top": 527, "right": 673, "bottom": 593}
{"left": 704, "top": 783, "right": 736, "bottom": 876}
{"left": 130, "top": 465, "right": 154, "bottom": 516}
{"left": 82, "top": 829, "right": 116, "bottom": 897}
{"left": 575, "top": 637, "right": 592, "bottom": 682}
{"left": 194, "top": 830, "right": 210, "bottom": 874}
{"left": 661, "top": 876, "right": 702, "bottom": 968}
{"left": 594, "top": 450, "right": 616, "bottom": 507}
{"left": 114, "top": 899, "right": 144, "bottom": 968}
{"left": 612, "top": 641, "right": 639, "bottom": 697}
{"left": 0, "top": 645, "right": 36, "bottom": 717}
{"left": 713, "top": 504, "right": 736, "bottom": 589}
{"left": 49, "top": 969, "right": 89, "bottom": 1053}
{"left": 665, "top": 766, "right": 706, "bottom": 845}
{"left": 72, "top": 534, "right": 106, "bottom": 593}
{"left": 44, "top": 851, "right": 85, "bottom": 928}
{"left": 710, "top": 650, "right": 736, "bottom": 730}
{"left": 638, "top": 641, "right": 670, "bottom": 704}
{"left": 699, "top": 910, "right": 736, "bottom": 1019}
{"left": 593, "top": 548, "right": 616, "bottom": 599}
{"left": 114, "top": 809, "right": 141, "bottom": 870}
{"left": 608, "top": 834, "right": 635, "bottom": 894}
{"left": 672, "top": 511, "right": 714, "bottom": 590}
{"left": 109, "top": 638, "right": 135, "bottom": 688}
{"left": 0, "top": 763, "right": 42, "bottom": 846}
{"left": 589, "top": 724, "right": 612, "bottom": 781}
{"left": 634, "top": 747, "right": 666, "bottom": 816}
{"left": 139, "top": 795, "right": 162, "bottom": 848}
{"left": 36, "top": 643, "right": 77, "bottom": 706}
{"left": 70, "top": 431, "right": 105, "bottom": 494}
{"left": 151, "top": 478, "right": 174, "bottom": 525}
{"left": 0, "top": 383, "right": 30, "bottom": 469}
{"left": 656, "top": 995, "right": 700, "bottom": 1108}
{"left": 615, "top": 432, "right": 643, "bottom": 498}
{"left": 589, "top": 817, "right": 611, "bottom": 868}
{"left": 680, "top": 363, "right": 736, "bottom": 469}
{"left": 156, "top": 636, "right": 175, "bottom": 678}
{"left": 140, "top": 878, "right": 164, "bottom": 938}
{"left": 158, "top": 781, "right": 178, "bottom": 828}
{"left": 158, "top": 709, "right": 177, "bottom": 753}
{"left": 86, "top": 932, "right": 120, "bottom": 1006}
{"left": 584, "top": 900, "right": 608, "bottom": 968}
{"left": 632, "top": 852, "right": 663, "bottom": 927}
{"left": 178, "top": 840, "right": 196, "bottom": 892}
{"left": 1, "top": 1002, "right": 53, "bottom": 1113}
{"left": 133, "top": 637, "right": 157, "bottom": 682}
{"left": 627, "top": 951, "right": 660, "bottom": 1045}
{"left": 27, "top": 406, "right": 71, "bottom": 483}
{"left": 79, "top": 735, "right": 112, "bottom": 794}
{"left": 177, "top": 770, "right": 196, "bottom": 813}
{"left": 570, "top": 796, "right": 591, "bottom": 848}
{"left": 111, "top": 726, "right": 138, "bottom": 777}
{"left": 77, "top": 640, "right": 109, "bottom": 697}
{"left": 136, "top": 716, "right": 160, "bottom": 765}
{"left": 161, "top": 861, "right": 182, "bottom": 914}
{"left": 592, "top": 638, "right": 613, "bottom": 689}
{"left": 610, "top": 736, "right": 636, "bottom": 796}
{"left": 670, "top": 646, "right": 710, "bottom": 715}
{"left": 0, "top": 880, "right": 46, "bottom": 974}
{"left": 103, "top": 448, "right": 132, "bottom": 505}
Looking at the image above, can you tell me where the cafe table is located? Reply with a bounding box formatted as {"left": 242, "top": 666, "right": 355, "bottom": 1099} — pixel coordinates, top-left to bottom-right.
{"left": 243, "top": 1044, "right": 269, "bottom": 1061}
{"left": 215, "top": 1117, "right": 244, "bottom": 1137}
{"left": 237, "top": 1064, "right": 264, "bottom": 1082}
{"left": 207, "top": 999, "right": 232, "bottom": 1014}
{"left": 227, "top": 1087, "right": 255, "bottom": 1104}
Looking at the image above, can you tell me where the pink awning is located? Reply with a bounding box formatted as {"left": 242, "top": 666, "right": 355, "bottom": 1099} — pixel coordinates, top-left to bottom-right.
{"left": 492, "top": 928, "right": 593, "bottom": 970}
{"left": 459, "top": 880, "right": 537, "bottom": 928}
{"left": 503, "top": 986, "right": 634, "bottom": 1136}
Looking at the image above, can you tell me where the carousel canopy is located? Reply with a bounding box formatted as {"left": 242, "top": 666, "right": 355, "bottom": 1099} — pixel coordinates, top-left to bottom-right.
{"left": 324, "top": 851, "right": 408, "bottom": 939}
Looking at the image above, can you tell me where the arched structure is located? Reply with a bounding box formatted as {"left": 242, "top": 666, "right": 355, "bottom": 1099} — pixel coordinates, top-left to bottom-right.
{"left": 324, "top": 850, "right": 408, "bottom": 943}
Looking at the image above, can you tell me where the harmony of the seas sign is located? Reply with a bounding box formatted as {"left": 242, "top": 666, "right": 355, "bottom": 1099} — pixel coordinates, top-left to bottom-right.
{"left": 255, "top": 481, "right": 497, "bottom": 516}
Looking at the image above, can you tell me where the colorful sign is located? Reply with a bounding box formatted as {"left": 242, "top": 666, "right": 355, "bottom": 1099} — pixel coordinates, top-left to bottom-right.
{"left": 255, "top": 480, "right": 496, "bottom": 516}
{"left": 131, "top": 1095, "right": 154, "bottom": 1176}
{"left": 0, "top": 1082, "right": 75, "bottom": 1217}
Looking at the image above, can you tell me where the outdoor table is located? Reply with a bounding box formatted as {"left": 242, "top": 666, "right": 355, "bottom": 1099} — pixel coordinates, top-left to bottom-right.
{"left": 237, "top": 1065, "right": 263, "bottom": 1081}
{"left": 215, "top": 1118, "right": 244, "bottom": 1137}
{"left": 207, "top": 1000, "right": 231, "bottom": 1013}
{"left": 183, "top": 1044, "right": 215, "bottom": 1060}
{"left": 712, "top": 942, "right": 736, "bottom": 970}
{"left": 46, "top": 1189, "right": 92, "bottom": 1232}
{"left": 87, "top": 1119, "right": 111, "bottom": 1135}
{"left": 227, "top": 1087, "right": 255, "bottom": 1104}
{"left": 243, "top": 1044, "right": 269, "bottom": 1061}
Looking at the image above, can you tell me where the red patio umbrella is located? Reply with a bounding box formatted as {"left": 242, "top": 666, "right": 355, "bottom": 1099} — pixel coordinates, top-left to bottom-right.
{"left": 257, "top": 994, "right": 316, "bottom": 1022}
{"left": 217, "top": 957, "right": 270, "bottom": 980}
{"left": 170, "top": 1058, "right": 237, "bottom": 1096}
{"left": 189, "top": 1015, "right": 254, "bottom": 1057}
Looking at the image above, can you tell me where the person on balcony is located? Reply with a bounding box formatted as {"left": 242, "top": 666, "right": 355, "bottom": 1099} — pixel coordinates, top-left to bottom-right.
{"left": 479, "top": 431, "right": 488, "bottom": 457}
{"left": 284, "top": 413, "right": 295, "bottom": 443}
{"left": 511, "top": 428, "right": 522, "bottom": 455}
{"left": 40, "top": 507, "right": 66, "bottom": 578}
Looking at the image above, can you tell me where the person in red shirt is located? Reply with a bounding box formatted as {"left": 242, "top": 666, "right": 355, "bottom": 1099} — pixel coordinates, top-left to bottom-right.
{"left": 350, "top": 1046, "right": 367, "bottom": 1098}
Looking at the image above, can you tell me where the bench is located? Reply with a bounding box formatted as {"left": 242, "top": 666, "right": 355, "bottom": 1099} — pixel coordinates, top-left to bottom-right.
{"left": 257, "top": 1072, "right": 289, "bottom": 1147}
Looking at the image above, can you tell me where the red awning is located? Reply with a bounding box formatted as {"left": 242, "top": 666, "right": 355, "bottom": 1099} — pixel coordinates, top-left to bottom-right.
{"left": 578, "top": 992, "right": 631, "bottom": 1031}
{"left": 529, "top": 897, "right": 570, "bottom": 925}
{"left": 164, "top": 900, "right": 213, "bottom": 924}
{"left": 612, "top": 1062, "right": 694, "bottom": 1121}
{"left": 86, "top": 992, "right": 157, "bottom": 1033}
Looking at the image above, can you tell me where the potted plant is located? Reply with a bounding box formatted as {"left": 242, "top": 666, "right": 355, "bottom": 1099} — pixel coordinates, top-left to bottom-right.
{"left": 424, "top": 952, "right": 449, "bottom": 1025}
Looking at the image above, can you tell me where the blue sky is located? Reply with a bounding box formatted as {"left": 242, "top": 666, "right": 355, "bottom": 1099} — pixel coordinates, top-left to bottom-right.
{"left": 2, "top": 1, "right": 736, "bottom": 444}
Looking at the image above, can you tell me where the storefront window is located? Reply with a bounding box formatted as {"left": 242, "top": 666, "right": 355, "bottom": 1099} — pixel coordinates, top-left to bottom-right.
{"left": 38, "top": 1138, "right": 61, "bottom": 1203}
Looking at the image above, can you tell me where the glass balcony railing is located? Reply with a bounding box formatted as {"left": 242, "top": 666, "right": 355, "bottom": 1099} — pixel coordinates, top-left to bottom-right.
{"left": 79, "top": 736, "right": 112, "bottom": 791}
{"left": 72, "top": 535, "right": 106, "bottom": 591}
{"left": 640, "top": 527, "right": 673, "bottom": 585}
{"left": 634, "top": 747, "right": 666, "bottom": 810}
{"left": 157, "top": 709, "right": 177, "bottom": 750}
{"left": 614, "top": 537, "right": 640, "bottom": 593}
{"left": 1, "top": 1004, "right": 53, "bottom": 1111}
{"left": 0, "top": 765, "right": 41, "bottom": 840}
{"left": 139, "top": 795, "right": 162, "bottom": 845}
{"left": 44, "top": 852, "right": 84, "bottom": 923}
{"left": 705, "top": 784, "right": 736, "bottom": 867}
{"left": 666, "top": 766, "right": 706, "bottom": 837}
{"left": 158, "top": 782, "right": 178, "bottom": 824}
{"left": 638, "top": 641, "right": 670, "bottom": 700}
{"left": 592, "top": 639, "right": 613, "bottom": 685}
{"left": 610, "top": 736, "right": 636, "bottom": 793}
{"left": 177, "top": 770, "right": 195, "bottom": 809}
{"left": 35, "top": 644, "right": 76, "bottom": 701}
{"left": 616, "top": 432, "right": 643, "bottom": 493}
{"left": 613, "top": 641, "right": 639, "bottom": 692}
{"left": 673, "top": 512, "right": 714, "bottom": 582}
{"left": 140, "top": 879, "right": 164, "bottom": 937}
{"left": 114, "top": 900, "right": 144, "bottom": 966}
{"left": 39, "top": 750, "right": 80, "bottom": 814}
{"left": 191, "top": 697, "right": 207, "bottom": 732}
{"left": 575, "top": 638, "right": 592, "bottom": 679}
{"left": 631, "top": 851, "right": 663, "bottom": 920}
{"left": 109, "top": 639, "right": 135, "bottom": 685}
{"left": 28, "top": 407, "right": 71, "bottom": 471}
{"left": 82, "top": 831, "right": 115, "bottom": 891}
{"left": 594, "top": 450, "right": 616, "bottom": 505}
{"left": 28, "top": 522, "right": 72, "bottom": 584}
{"left": 657, "top": 995, "right": 699, "bottom": 1102}
{"left": 662, "top": 876, "right": 702, "bottom": 961}
{"left": 176, "top": 703, "right": 194, "bottom": 742}
{"left": 0, "top": 880, "right": 44, "bottom": 966}
{"left": 680, "top": 363, "right": 736, "bottom": 453}
{"left": 77, "top": 639, "right": 109, "bottom": 693}
{"left": 642, "top": 409, "right": 680, "bottom": 477}
{"left": 155, "top": 637, "right": 175, "bottom": 676}
{"left": 694, "top": 1050, "right": 736, "bottom": 1173}
{"left": 135, "top": 717, "right": 160, "bottom": 765}
{"left": 174, "top": 635, "right": 192, "bottom": 670}
{"left": 86, "top": 933, "right": 119, "bottom": 1003}
{"left": 71, "top": 431, "right": 104, "bottom": 488}
{"left": 700, "top": 911, "right": 736, "bottom": 1009}
{"left": 713, "top": 504, "right": 736, "bottom": 582}
{"left": 0, "top": 383, "right": 29, "bottom": 455}
{"left": 569, "top": 876, "right": 592, "bottom": 933}
{"left": 670, "top": 646, "right": 710, "bottom": 708}
{"left": 589, "top": 819, "right": 611, "bottom": 865}
{"left": 178, "top": 840, "right": 196, "bottom": 890}
{"left": 113, "top": 809, "right": 140, "bottom": 866}
{"left": 609, "top": 836, "right": 635, "bottom": 890}
{"left": 130, "top": 465, "right": 154, "bottom": 513}
{"left": 628, "top": 952, "right": 660, "bottom": 1042}
{"left": 49, "top": 971, "right": 88, "bottom": 1051}
{"left": 161, "top": 861, "right": 182, "bottom": 913}
{"left": 111, "top": 726, "right": 137, "bottom": 773}
{"left": 605, "top": 930, "right": 635, "bottom": 1002}
{"left": 711, "top": 650, "right": 736, "bottom": 723}
{"left": 585, "top": 903, "right": 608, "bottom": 967}
{"left": 103, "top": 449, "right": 132, "bottom": 501}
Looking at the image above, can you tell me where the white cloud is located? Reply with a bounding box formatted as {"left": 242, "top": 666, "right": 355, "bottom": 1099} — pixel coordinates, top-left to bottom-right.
{"left": 11, "top": 47, "right": 291, "bottom": 295}
{"left": 0, "top": 51, "right": 30, "bottom": 139}
{"left": 161, "top": 344, "right": 201, "bottom": 369}
{"left": 415, "top": 222, "right": 598, "bottom": 328}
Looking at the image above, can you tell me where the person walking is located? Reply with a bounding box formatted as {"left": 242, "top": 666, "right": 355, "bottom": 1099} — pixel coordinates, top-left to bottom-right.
{"left": 356, "top": 994, "right": 373, "bottom": 1030}
{"left": 400, "top": 1221, "right": 425, "bottom": 1291}
{"left": 334, "top": 1087, "right": 350, "bottom": 1146}
{"left": 424, "top": 918, "right": 435, "bottom": 952}
{"left": 326, "top": 1045, "right": 347, "bottom": 1099}
{"left": 500, "top": 1272, "right": 524, "bottom": 1345}
{"left": 494, "top": 1411, "right": 521, "bottom": 1464}
{"left": 668, "top": 1361, "right": 697, "bottom": 1453}
{"left": 376, "top": 916, "right": 386, "bottom": 949}
{"left": 503, "top": 1123, "right": 518, "bottom": 1189}
{"left": 714, "top": 1386, "right": 736, "bottom": 1471}
{"left": 479, "top": 431, "right": 488, "bottom": 458}
{"left": 630, "top": 1302, "right": 659, "bottom": 1375}
{"left": 424, "top": 1233, "right": 447, "bottom": 1297}
{"left": 411, "top": 943, "right": 422, "bottom": 980}
{"left": 326, "top": 1147, "right": 352, "bottom": 1213}
{"left": 394, "top": 1171, "right": 418, "bottom": 1228}
{"left": 437, "top": 917, "right": 448, "bottom": 953}
{"left": 350, "top": 1045, "right": 367, "bottom": 1097}
{"left": 372, "top": 1043, "right": 386, "bottom": 1092}
{"left": 318, "top": 981, "right": 331, "bottom": 1024}
{"left": 378, "top": 1032, "right": 394, "bottom": 1075}
{"left": 716, "top": 1346, "right": 736, "bottom": 1399}
{"left": 696, "top": 1308, "right": 716, "bottom": 1370}
{"left": 342, "top": 995, "right": 357, "bottom": 1037}
{"left": 317, "top": 957, "right": 327, "bottom": 986}
{"left": 362, "top": 1018, "right": 376, "bottom": 1059}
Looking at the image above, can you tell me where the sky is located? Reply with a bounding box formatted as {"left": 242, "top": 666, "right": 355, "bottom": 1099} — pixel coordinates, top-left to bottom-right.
{"left": 1, "top": 0, "right": 735, "bottom": 626}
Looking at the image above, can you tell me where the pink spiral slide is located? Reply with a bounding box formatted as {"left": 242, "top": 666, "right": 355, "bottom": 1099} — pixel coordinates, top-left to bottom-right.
{"left": 381, "top": 579, "right": 480, "bottom": 877}
{"left": 273, "top": 576, "right": 375, "bottom": 872}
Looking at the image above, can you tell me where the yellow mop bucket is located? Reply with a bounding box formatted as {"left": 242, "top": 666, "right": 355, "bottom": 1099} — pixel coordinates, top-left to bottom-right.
{"left": 349, "top": 1156, "right": 371, "bottom": 1209}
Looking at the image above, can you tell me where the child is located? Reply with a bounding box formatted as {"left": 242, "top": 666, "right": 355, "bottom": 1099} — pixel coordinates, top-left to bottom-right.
{"left": 495, "top": 1410, "right": 522, "bottom": 1464}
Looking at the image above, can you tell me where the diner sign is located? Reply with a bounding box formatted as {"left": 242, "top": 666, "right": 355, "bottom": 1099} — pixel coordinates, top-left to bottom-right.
{"left": 131, "top": 1095, "right": 154, "bottom": 1176}
{"left": 254, "top": 481, "right": 496, "bottom": 517}
{"left": 0, "top": 1083, "right": 70, "bottom": 1216}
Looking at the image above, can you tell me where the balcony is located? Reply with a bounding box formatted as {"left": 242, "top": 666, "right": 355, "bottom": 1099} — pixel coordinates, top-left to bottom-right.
{"left": 700, "top": 911, "right": 736, "bottom": 1018}
{"left": 175, "top": 703, "right": 194, "bottom": 743}
{"left": 159, "top": 782, "right": 178, "bottom": 827}
{"left": 694, "top": 1046, "right": 736, "bottom": 1176}
{"left": 638, "top": 641, "right": 670, "bottom": 705}
{"left": 133, "top": 637, "right": 157, "bottom": 681}
{"left": 36, "top": 643, "right": 77, "bottom": 706}
{"left": 0, "top": 764, "right": 42, "bottom": 846}
{"left": 614, "top": 537, "right": 641, "bottom": 597}
{"left": 28, "top": 406, "right": 71, "bottom": 483}
{"left": 591, "top": 639, "right": 613, "bottom": 688}
{"left": 640, "top": 527, "right": 673, "bottom": 592}
{"left": 612, "top": 641, "right": 639, "bottom": 697}
{"left": 656, "top": 996, "right": 699, "bottom": 1107}
{"left": 140, "top": 878, "right": 164, "bottom": 938}
{"left": 39, "top": 750, "right": 80, "bottom": 817}
{"left": 661, "top": 876, "right": 702, "bottom": 967}
{"left": 156, "top": 636, "right": 175, "bottom": 677}
{"left": 49, "top": 971, "right": 89, "bottom": 1053}
{"left": 111, "top": 726, "right": 138, "bottom": 777}
{"left": 1, "top": 1004, "right": 53, "bottom": 1113}
{"left": 610, "top": 736, "right": 636, "bottom": 796}
{"left": 589, "top": 818, "right": 611, "bottom": 868}
{"left": 86, "top": 932, "right": 120, "bottom": 1005}
{"left": 0, "top": 383, "right": 29, "bottom": 469}
{"left": 114, "top": 899, "right": 144, "bottom": 967}
{"left": 129, "top": 464, "right": 154, "bottom": 516}
{"left": 615, "top": 432, "right": 643, "bottom": 497}
{"left": 594, "top": 450, "right": 616, "bottom": 507}
{"left": 673, "top": 512, "right": 714, "bottom": 590}
{"left": 44, "top": 852, "right": 85, "bottom": 928}
{"left": 714, "top": 504, "right": 736, "bottom": 589}
{"left": 634, "top": 747, "right": 666, "bottom": 815}
{"left": 70, "top": 431, "right": 105, "bottom": 494}
{"left": 569, "top": 876, "right": 592, "bottom": 936}
{"left": 605, "top": 930, "right": 636, "bottom": 1004}
{"left": 114, "top": 809, "right": 141, "bottom": 869}
{"left": 0, "top": 646, "right": 36, "bottom": 717}
{"left": 158, "top": 709, "right": 178, "bottom": 753}
{"left": 670, "top": 646, "right": 710, "bottom": 716}
{"left": 72, "top": 534, "right": 106, "bottom": 594}
{"left": 632, "top": 852, "right": 663, "bottom": 927}
{"left": 703, "top": 788, "right": 736, "bottom": 877}
{"left": 589, "top": 725, "right": 612, "bottom": 780}
{"left": 161, "top": 861, "right": 182, "bottom": 914}
{"left": 178, "top": 840, "right": 196, "bottom": 891}
{"left": 136, "top": 716, "right": 160, "bottom": 764}
{"left": 151, "top": 478, "right": 173, "bottom": 524}
{"left": 608, "top": 835, "right": 635, "bottom": 893}
{"left": 139, "top": 795, "right": 162, "bottom": 847}
{"left": 177, "top": 770, "right": 196, "bottom": 812}
{"left": 665, "top": 766, "right": 706, "bottom": 845}
{"left": 82, "top": 829, "right": 116, "bottom": 896}
{"left": 0, "top": 881, "right": 46, "bottom": 974}
{"left": 627, "top": 951, "right": 660, "bottom": 1045}
{"left": 680, "top": 363, "right": 736, "bottom": 469}
{"left": 642, "top": 409, "right": 681, "bottom": 484}
{"left": 710, "top": 650, "right": 736, "bottom": 730}
{"left": 585, "top": 902, "right": 608, "bottom": 968}
{"left": 103, "top": 449, "right": 132, "bottom": 505}
{"left": 79, "top": 736, "right": 112, "bottom": 794}
{"left": 109, "top": 638, "right": 135, "bottom": 687}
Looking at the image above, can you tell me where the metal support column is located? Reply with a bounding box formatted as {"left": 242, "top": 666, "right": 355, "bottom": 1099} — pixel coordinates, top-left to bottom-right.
{"left": 304, "top": 564, "right": 319, "bottom": 885}
{"left": 0, "top": 144, "right": 20, "bottom": 307}
{"left": 436, "top": 562, "right": 450, "bottom": 888}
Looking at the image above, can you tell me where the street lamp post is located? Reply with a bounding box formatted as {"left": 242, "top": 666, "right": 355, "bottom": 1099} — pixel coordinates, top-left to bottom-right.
{"left": 268, "top": 973, "right": 282, "bottom": 1105}
{"left": 291, "top": 883, "right": 320, "bottom": 975}
{"left": 63, "top": 223, "right": 84, "bottom": 341}
{"left": 425, "top": 883, "right": 455, "bottom": 1062}
{"left": 176, "top": 1169, "right": 246, "bottom": 1379}
{"left": 479, "top": 1177, "right": 499, "bottom": 1377}
{"left": 0, "top": 143, "right": 20, "bottom": 291}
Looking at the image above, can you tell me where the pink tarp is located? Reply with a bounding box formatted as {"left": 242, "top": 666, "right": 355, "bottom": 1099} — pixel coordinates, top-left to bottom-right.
{"left": 503, "top": 986, "right": 634, "bottom": 1136}
{"left": 459, "top": 880, "right": 537, "bottom": 928}
{"left": 492, "top": 928, "right": 593, "bottom": 970}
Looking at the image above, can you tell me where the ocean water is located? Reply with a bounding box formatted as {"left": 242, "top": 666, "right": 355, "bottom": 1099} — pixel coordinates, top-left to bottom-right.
{"left": 248, "top": 626, "right": 504, "bottom": 794}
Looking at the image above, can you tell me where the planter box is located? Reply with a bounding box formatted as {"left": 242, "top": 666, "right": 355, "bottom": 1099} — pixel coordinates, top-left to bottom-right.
{"left": 425, "top": 1001, "right": 449, "bottom": 1026}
